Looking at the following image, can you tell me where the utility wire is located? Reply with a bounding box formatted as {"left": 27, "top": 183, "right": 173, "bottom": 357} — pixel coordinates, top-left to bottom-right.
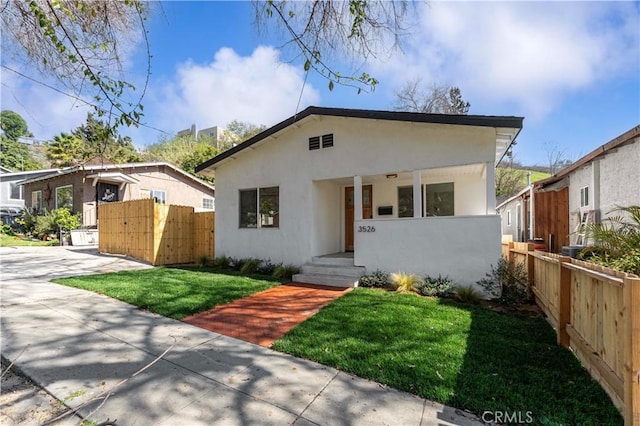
{"left": 1, "top": 64, "right": 170, "bottom": 135}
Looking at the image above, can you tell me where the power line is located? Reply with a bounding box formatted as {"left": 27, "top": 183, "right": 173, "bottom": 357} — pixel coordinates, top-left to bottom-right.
{"left": 1, "top": 65, "right": 170, "bottom": 135}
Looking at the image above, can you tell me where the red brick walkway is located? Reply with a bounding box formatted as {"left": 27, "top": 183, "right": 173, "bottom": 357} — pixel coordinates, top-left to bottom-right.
{"left": 182, "top": 283, "right": 351, "bottom": 347}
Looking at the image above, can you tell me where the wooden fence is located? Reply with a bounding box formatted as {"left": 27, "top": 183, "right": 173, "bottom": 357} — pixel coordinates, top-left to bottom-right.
{"left": 503, "top": 242, "right": 639, "bottom": 425}
{"left": 99, "top": 198, "right": 214, "bottom": 265}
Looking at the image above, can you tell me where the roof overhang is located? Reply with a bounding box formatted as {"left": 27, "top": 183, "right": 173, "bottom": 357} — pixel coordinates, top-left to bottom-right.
{"left": 195, "top": 106, "right": 524, "bottom": 177}
{"left": 85, "top": 172, "right": 139, "bottom": 190}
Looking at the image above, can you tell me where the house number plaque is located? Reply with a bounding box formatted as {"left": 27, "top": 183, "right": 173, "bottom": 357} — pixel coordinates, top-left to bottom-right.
{"left": 357, "top": 226, "right": 375, "bottom": 232}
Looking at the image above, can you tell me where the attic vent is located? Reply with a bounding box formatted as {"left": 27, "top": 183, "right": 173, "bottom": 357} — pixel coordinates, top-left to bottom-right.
{"left": 322, "top": 133, "right": 334, "bottom": 148}
{"left": 309, "top": 136, "right": 320, "bottom": 150}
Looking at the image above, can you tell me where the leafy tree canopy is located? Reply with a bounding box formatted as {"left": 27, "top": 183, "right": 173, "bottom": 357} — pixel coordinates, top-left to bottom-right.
{"left": 45, "top": 113, "right": 141, "bottom": 167}
{"left": 0, "top": 110, "right": 29, "bottom": 141}
{"left": 0, "top": 134, "right": 41, "bottom": 171}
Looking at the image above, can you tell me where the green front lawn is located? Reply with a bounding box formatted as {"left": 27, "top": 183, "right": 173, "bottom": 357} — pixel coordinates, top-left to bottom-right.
{"left": 0, "top": 234, "right": 59, "bottom": 247}
{"left": 54, "top": 267, "right": 284, "bottom": 319}
{"left": 272, "top": 288, "right": 621, "bottom": 425}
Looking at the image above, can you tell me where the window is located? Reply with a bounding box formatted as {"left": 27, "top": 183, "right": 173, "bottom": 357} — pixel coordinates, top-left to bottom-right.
{"left": 321, "top": 133, "right": 334, "bottom": 148}
{"left": 259, "top": 187, "right": 279, "bottom": 228}
{"left": 152, "top": 190, "right": 166, "bottom": 204}
{"left": 55, "top": 185, "right": 73, "bottom": 210}
{"left": 203, "top": 198, "right": 214, "bottom": 210}
{"left": 309, "top": 136, "right": 320, "bottom": 150}
{"left": 426, "top": 183, "right": 454, "bottom": 216}
{"left": 32, "top": 190, "right": 42, "bottom": 213}
{"left": 507, "top": 210, "right": 512, "bottom": 226}
{"left": 580, "top": 186, "right": 589, "bottom": 207}
{"left": 239, "top": 187, "right": 279, "bottom": 228}
{"left": 239, "top": 189, "right": 258, "bottom": 228}
{"left": 398, "top": 186, "right": 414, "bottom": 218}
{"left": 10, "top": 183, "right": 23, "bottom": 200}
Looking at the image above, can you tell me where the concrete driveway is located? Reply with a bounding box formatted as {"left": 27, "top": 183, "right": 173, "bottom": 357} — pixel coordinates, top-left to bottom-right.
{"left": 0, "top": 246, "right": 481, "bottom": 425}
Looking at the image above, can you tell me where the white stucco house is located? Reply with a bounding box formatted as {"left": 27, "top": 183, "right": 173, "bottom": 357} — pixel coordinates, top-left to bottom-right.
{"left": 196, "top": 106, "right": 523, "bottom": 287}
{"left": 534, "top": 125, "right": 640, "bottom": 249}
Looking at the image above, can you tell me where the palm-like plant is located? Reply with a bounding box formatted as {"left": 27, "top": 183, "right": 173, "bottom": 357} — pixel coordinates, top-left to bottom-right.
{"left": 581, "top": 205, "right": 640, "bottom": 275}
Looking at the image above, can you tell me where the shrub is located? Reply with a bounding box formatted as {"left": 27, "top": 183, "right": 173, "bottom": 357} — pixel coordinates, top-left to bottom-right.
{"left": 240, "top": 258, "right": 260, "bottom": 274}
{"left": 580, "top": 205, "right": 640, "bottom": 275}
{"left": 358, "top": 270, "right": 391, "bottom": 289}
{"left": 32, "top": 208, "right": 81, "bottom": 240}
{"left": 1, "top": 223, "right": 14, "bottom": 235}
{"left": 257, "top": 259, "right": 277, "bottom": 276}
{"left": 454, "top": 286, "right": 482, "bottom": 305}
{"left": 417, "top": 275, "right": 455, "bottom": 297}
{"left": 197, "top": 256, "right": 210, "bottom": 268}
{"left": 391, "top": 272, "right": 422, "bottom": 294}
{"left": 477, "top": 257, "right": 531, "bottom": 306}
{"left": 273, "top": 264, "right": 299, "bottom": 280}
{"left": 212, "top": 256, "right": 231, "bottom": 269}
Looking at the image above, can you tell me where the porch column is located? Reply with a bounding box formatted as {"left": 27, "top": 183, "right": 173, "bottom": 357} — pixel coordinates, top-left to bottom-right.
{"left": 354, "top": 175, "right": 363, "bottom": 221}
{"left": 486, "top": 162, "right": 496, "bottom": 214}
{"left": 413, "top": 170, "right": 422, "bottom": 218}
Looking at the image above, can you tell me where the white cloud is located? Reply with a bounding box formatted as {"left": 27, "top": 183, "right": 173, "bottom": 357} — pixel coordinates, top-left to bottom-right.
{"left": 0, "top": 68, "right": 92, "bottom": 140}
{"left": 373, "top": 2, "right": 639, "bottom": 118}
{"left": 149, "top": 46, "right": 320, "bottom": 138}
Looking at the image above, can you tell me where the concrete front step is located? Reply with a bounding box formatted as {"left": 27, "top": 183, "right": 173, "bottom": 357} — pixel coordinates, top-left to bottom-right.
{"left": 300, "top": 263, "right": 365, "bottom": 278}
{"left": 311, "top": 256, "right": 355, "bottom": 267}
{"left": 292, "top": 273, "right": 359, "bottom": 288}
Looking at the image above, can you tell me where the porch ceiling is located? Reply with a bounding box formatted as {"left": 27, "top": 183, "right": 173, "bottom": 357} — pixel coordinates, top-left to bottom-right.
{"left": 317, "top": 163, "right": 486, "bottom": 185}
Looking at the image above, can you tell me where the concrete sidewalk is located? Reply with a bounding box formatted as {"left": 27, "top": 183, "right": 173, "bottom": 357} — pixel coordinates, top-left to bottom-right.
{"left": 1, "top": 246, "right": 481, "bottom": 425}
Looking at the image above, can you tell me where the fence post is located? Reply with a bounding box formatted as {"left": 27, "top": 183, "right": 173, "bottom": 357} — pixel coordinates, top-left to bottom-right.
{"left": 624, "top": 276, "right": 640, "bottom": 426}
{"left": 508, "top": 242, "right": 515, "bottom": 263}
{"left": 526, "top": 243, "right": 535, "bottom": 287}
{"left": 557, "top": 256, "right": 572, "bottom": 348}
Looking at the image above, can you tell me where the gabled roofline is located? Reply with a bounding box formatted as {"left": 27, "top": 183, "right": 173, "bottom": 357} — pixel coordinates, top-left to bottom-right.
{"left": 195, "top": 106, "right": 524, "bottom": 174}
{"left": 535, "top": 125, "right": 640, "bottom": 189}
{"left": 19, "top": 162, "right": 215, "bottom": 192}
{"left": 0, "top": 168, "right": 60, "bottom": 179}
{"left": 496, "top": 184, "right": 532, "bottom": 210}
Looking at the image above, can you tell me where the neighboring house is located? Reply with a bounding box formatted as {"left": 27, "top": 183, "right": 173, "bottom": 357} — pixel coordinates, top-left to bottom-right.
{"left": 0, "top": 168, "right": 59, "bottom": 210}
{"left": 534, "top": 125, "right": 640, "bottom": 251}
{"left": 497, "top": 185, "right": 533, "bottom": 243}
{"left": 21, "top": 162, "right": 215, "bottom": 227}
{"left": 196, "top": 106, "right": 523, "bottom": 287}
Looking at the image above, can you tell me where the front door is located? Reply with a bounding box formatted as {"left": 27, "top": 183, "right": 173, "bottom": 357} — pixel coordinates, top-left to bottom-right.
{"left": 345, "top": 185, "right": 373, "bottom": 251}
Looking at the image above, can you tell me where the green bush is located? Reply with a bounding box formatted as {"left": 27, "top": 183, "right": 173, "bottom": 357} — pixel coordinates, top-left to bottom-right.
{"left": 212, "top": 256, "right": 231, "bottom": 269}
{"left": 239, "top": 258, "right": 260, "bottom": 274}
{"left": 31, "top": 208, "right": 81, "bottom": 240}
{"left": 358, "top": 270, "right": 391, "bottom": 289}
{"left": 477, "top": 257, "right": 531, "bottom": 306}
{"left": 580, "top": 205, "right": 640, "bottom": 275}
{"left": 272, "top": 264, "right": 299, "bottom": 280}
{"left": 1, "top": 223, "right": 14, "bottom": 235}
{"left": 197, "top": 256, "right": 210, "bottom": 267}
{"left": 256, "top": 259, "right": 277, "bottom": 276}
{"left": 418, "top": 275, "right": 455, "bottom": 297}
{"left": 454, "top": 286, "right": 482, "bottom": 304}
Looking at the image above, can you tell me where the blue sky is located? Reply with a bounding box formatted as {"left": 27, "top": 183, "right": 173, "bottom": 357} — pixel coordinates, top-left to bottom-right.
{"left": 1, "top": 1, "right": 638, "bottom": 166}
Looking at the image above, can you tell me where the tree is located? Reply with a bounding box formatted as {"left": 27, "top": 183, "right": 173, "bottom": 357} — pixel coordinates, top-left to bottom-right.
{"left": 255, "top": 1, "right": 412, "bottom": 92}
{"left": 0, "top": 134, "right": 41, "bottom": 171}
{"left": 45, "top": 114, "right": 141, "bottom": 167}
{"left": 394, "top": 80, "right": 471, "bottom": 114}
{"left": 141, "top": 134, "right": 218, "bottom": 183}
{"left": 543, "top": 142, "right": 572, "bottom": 175}
{"left": 495, "top": 152, "right": 527, "bottom": 199}
{"left": 1, "top": 0, "right": 150, "bottom": 129}
{"left": 226, "top": 120, "right": 266, "bottom": 142}
{"left": 0, "top": 110, "right": 29, "bottom": 141}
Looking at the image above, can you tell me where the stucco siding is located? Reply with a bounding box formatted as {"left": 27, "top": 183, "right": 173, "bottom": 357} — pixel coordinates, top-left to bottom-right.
{"left": 598, "top": 140, "right": 640, "bottom": 216}
{"left": 354, "top": 215, "right": 501, "bottom": 286}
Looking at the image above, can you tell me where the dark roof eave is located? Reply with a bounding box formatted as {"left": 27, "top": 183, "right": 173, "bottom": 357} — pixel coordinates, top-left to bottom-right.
{"left": 195, "top": 106, "right": 524, "bottom": 173}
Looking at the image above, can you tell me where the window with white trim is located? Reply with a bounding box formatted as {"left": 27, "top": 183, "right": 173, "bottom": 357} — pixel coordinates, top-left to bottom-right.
{"left": 55, "top": 185, "right": 73, "bottom": 210}
{"left": 239, "top": 187, "right": 279, "bottom": 228}
{"left": 426, "top": 182, "right": 454, "bottom": 216}
{"left": 202, "top": 198, "right": 214, "bottom": 210}
{"left": 507, "top": 209, "right": 512, "bottom": 226}
{"left": 32, "top": 190, "right": 43, "bottom": 213}
{"left": 580, "top": 186, "right": 589, "bottom": 207}
{"left": 152, "top": 190, "right": 166, "bottom": 204}
{"left": 10, "top": 182, "right": 23, "bottom": 200}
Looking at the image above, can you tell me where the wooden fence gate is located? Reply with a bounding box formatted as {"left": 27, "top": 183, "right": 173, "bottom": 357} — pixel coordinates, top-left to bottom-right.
{"left": 98, "top": 198, "right": 214, "bottom": 265}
